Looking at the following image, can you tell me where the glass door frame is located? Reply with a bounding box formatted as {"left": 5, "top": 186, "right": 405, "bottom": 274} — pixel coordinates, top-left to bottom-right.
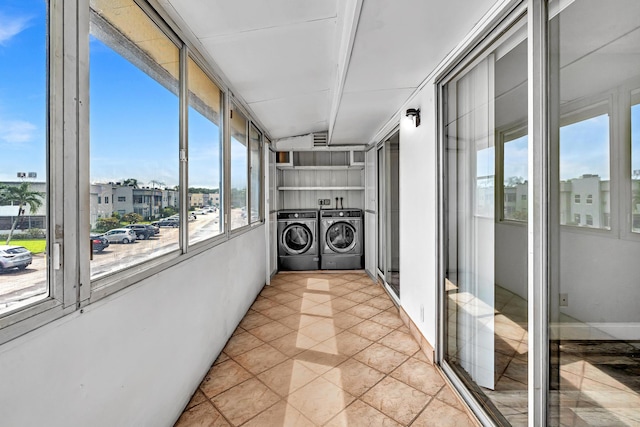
{"left": 376, "top": 127, "right": 400, "bottom": 301}
{"left": 436, "top": 0, "right": 549, "bottom": 425}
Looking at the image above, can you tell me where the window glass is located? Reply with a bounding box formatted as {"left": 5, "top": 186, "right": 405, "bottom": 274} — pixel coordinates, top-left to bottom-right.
{"left": 230, "top": 107, "right": 248, "bottom": 229}
{"left": 632, "top": 90, "right": 640, "bottom": 232}
{"left": 549, "top": 2, "right": 640, "bottom": 424}
{"left": 444, "top": 27, "right": 529, "bottom": 425}
{"left": 559, "top": 113, "right": 610, "bottom": 229}
{"left": 249, "top": 124, "right": 262, "bottom": 223}
{"left": 503, "top": 134, "right": 528, "bottom": 221}
{"left": 0, "top": 0, "right": 49, "bottom": 313}
{"left": 187, "top": 57, "right": 223, "bottom": 244}
{"left": 89, "top": 0, "right": 179, "bottom": 280}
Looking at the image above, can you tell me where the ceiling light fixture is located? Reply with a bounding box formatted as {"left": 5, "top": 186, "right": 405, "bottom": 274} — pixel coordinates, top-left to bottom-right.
{"left": 405, "top": 108, "right": 421, "bottom": 127}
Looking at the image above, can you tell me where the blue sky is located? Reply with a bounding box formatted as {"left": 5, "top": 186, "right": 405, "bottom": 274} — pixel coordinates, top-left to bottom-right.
{"left": 1, "top": 1, "right": 639, "bottom": 190}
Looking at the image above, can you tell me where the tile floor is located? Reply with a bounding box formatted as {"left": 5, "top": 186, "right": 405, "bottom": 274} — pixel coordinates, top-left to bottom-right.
{"left": 175, "top": 271, "right": 478, "bottom": 426}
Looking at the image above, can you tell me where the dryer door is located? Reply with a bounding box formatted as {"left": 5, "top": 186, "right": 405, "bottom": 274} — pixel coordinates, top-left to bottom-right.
{"left": 282, "top": 223, "right": 313, "bottom": 255}
{"left": 325, "top": 221, "right": 357, "bottom": 253}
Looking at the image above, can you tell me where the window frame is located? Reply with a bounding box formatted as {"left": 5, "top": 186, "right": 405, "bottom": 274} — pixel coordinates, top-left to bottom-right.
{"left": 497, "top": 123, "right": 528, "bottom": 224}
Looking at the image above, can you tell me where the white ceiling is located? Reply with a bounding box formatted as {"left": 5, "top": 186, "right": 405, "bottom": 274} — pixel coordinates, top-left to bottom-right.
{"left": 160, "top": 0, "right": 497, "bottom": 145}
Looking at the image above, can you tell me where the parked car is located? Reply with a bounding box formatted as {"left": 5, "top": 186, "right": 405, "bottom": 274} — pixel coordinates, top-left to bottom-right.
{"left": 124, "top": 224, "right": 155, "bottom": 240}
{"left": 90, "top": 234, "right": 110, "bottom": 252}
{"left": 157, "top": 219, "right": 179, "bottom": 228}
{"left": 0, "top": 245, "right": 33, "bottom": 272}
{"left": 102, "top": 228, "right": 137, "bottom": 243}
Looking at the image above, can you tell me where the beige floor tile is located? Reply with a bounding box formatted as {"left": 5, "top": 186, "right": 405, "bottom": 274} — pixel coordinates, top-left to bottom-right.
{"left": 174, "top": 401, "right": 230, "bottom": 427}
{"left": 390, "top": 357, "right": 445, "bottom": 396}
{"left": 246, "top": 320, "right": 293, "bottom": 342}
{"left": 296, "top": 348, "right": 349, "bottom": 375}
{"left": 435, "top": 385, "right": 465, "bottom": 411}
{"left": 297, "top": 318, "right": 342, "bottom": 342}
{"left": 277, "top": 313, "right": 322, "bottom": 330}
{"left": 233, "top": 343, "right": 289, "bottom": 375}
{"left": 268, "top": 331, "right": 318, "bottom": 357}
{"left": 257, "top": 359, "right": 320, "bottom": 397}
{"left": 327, "top": 285, "right": 353, "bottom": 297}
{"left": 299, "top": 301, "right": 335, "bottom": 317}
{"left": 268, "top": 291, "right": 301, "bottom": 305}
{"left": 323, "top": 358, "right": 385, "bottom": 397}
{"left": 354, "top": 342, "right": 409, "bottom": 374}
{"left": 343, "top": 290, "right": 375, "bottom": 304}
{"left": 364, "top": 296, "right": 396, "bottom": 311}
{"left": 324, "top": 330, "right": 373, "bottom": 357}
{"left": 361, "top": 376, "right": 430, "bottom": 425}
{"left": 349, "top": 319, "right": 394, "bottom": 341}
{"left": 344, "top": 303, "right": 383, "bottom": 319}
{"left": 238, "top": 311, "right": 272, "bottom": 330}
{"left": 250, "top": 297, "right": 279, "bottom": 312}
{"left": 242, "top": 401, "right": 315, "bottom": 427}
{"left": 211, "top": 378, "right": 280, "bottom": 426}
{"left": 301, "top": 290, "right": 334, "bottom": 304}
{"left": 222, "top": 332, "right": 264, "bottom": 358}
{"left": 331, "top": 311, "right": 365, "bottom": 329}
{"left": 379, "top": 329, "right": 420, "bottom": 356}
{"left": 358, "top": 284, "right": 386, "bottom": 296}
{"left": 411, "top": 398, "right": 476, "bottom": 427}
{"left": 199, "top": 359, "right": 253, "bottom": 398}
{"left": 328, "top": 297, "right": 359, "bottom": 312}
{"left": 259, "top": 285, "right": 281, "bottom": 298}
{"left": 287, "top": 376, "right": 355, "bottom": 425}
{"left": 369, "top": 310, "right": 405, "bottom": 329}
{"left": 261, "top": 303, "right": 298, "bottom": 320}
{"left": 325, "top": 399, "right": 401, "bottom": 427}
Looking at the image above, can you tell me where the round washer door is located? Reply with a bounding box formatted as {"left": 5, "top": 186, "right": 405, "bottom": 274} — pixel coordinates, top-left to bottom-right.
{"left": 282, "top": 223, "right": 313, "bottom": 255}
{"left": 326, "top": 221, "right": 356, "bottom": 253}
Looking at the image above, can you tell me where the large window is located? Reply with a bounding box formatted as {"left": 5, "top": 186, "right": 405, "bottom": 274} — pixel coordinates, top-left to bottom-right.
{"left": 0, "top": 0, "right": 49, "bottom": 314}
{"left": 502, "top": 133, "right": 528, "bottom": 221}
{"left": 89, "top": 0, "right": 180, "bottom": 280}
{"left": 632, "top": 90, "right": 640, "bottom": 232}
{"left": 230, "top": 106, "right": 248, "bottom": 230}
{"left": 187, "top": 57, "right": 223, "bottom": 244}
{"left": 249, "top": 124, "right": 262, "bottom": 224}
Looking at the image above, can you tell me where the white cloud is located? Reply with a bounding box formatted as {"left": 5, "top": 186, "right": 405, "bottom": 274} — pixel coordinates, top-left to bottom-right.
{"left": 0, "top": 14, "right": 31, "bottom": 45}
{"left": 0, "top": 119, "right": 37, "bottom": 143}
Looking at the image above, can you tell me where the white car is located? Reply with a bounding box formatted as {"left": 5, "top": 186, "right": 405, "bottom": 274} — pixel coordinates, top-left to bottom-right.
{"left": 103, "top": 228, "right": 137, "bottom": 244}
{"left": 0, "top": 245, "right": 33, "bottom": 272}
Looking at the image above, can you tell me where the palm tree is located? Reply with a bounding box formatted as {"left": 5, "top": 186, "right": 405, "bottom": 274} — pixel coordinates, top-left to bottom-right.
{"left": 122, "top": 178, "right": 139, "bottom": 188}
{"left": 2, "top": 182, "right": 45, "bottom": 244}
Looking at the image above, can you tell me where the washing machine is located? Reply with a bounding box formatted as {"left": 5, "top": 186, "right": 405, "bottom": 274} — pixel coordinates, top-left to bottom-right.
{"left": 277, "top": 209, "right": 320, "bottom": 271}
{"left": 320, "top": 209, "right": 363, "bottom": 270}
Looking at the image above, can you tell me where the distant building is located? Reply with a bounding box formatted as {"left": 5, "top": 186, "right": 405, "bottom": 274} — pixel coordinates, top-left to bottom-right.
{"left": 0, "top": 181, "right": 47, "bottom": 232}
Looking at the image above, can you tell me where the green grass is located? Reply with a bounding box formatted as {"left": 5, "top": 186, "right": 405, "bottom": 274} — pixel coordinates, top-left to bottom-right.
{"left": 10, "top": 239, "right": 47, "bottom": 254}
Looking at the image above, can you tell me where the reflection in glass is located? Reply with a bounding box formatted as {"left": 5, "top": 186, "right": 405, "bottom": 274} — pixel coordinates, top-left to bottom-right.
{"left": 559, "top": 113, "right": 610, "bottom": 229}
{"left": 503, "top": 134, "right": 528, "bottom": 221}
{"left": 187, "top": 57, "right": 223, "bottom": 244}
{"left": 230, "top": 108, "right": 248, "bottom": 230}
{"left": 0, "top": 0, "right": 49, "bottom": 313}
{"left": 444, "top": 27, "right": 528, "bottom": 426}
{"left": 89, "top": 0, "right": 179, "bottom": 280}
{"left": 632, "top": 92, "right": 640, "bottom": 232}
{"left": 549, "top": 1, "right": 640, "bottom": 425}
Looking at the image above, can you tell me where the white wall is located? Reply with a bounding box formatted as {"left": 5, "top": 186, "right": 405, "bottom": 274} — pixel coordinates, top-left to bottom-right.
{"left": 0, "top": 227, "right": 266, "bottom": 427}
{"left": 495, "top": 222, "right": 528, "bottom": 299}
{"left": 398, "top": 84, "right": 438, "bottom": 345}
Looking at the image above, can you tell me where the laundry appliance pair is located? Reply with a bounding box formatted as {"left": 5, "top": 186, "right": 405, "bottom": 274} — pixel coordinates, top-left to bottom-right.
{"left": 277, "top": 209, "right": 363, "bottom": 271}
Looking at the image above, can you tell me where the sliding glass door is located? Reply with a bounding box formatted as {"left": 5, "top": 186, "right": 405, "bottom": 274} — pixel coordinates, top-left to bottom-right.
{"left": 442, "top": 13, "right": 529, "bottom": 426}
{"left": 377, "top": 131, "right": 400, "bottom": 297}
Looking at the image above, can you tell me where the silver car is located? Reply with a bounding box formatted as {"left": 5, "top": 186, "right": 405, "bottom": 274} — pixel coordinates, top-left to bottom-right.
{"left": 102, "top": 228, "right": 137, "bottom": 244}
{"left": 0, "top": 245, "right": 33, "bottom": 272}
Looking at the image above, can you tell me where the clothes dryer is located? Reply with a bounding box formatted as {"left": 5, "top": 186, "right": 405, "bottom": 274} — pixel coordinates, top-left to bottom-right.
{"left": 277, "top": 210, "right": 320, "bottom": 271}
{"left": 320, "top": 209, "right": 363, "bottom": 270}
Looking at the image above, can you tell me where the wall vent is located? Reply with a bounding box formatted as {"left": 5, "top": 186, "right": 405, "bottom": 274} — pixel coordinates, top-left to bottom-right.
{"left": 313, "top": 133, "right": 328, "bottom": 147}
